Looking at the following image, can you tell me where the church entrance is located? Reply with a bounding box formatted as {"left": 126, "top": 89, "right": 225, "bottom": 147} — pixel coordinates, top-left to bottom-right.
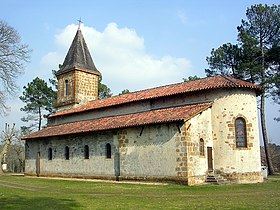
{"left": 36, "top": 152, "right": 40, "bottom": 177}
{"left": 207, "top": 147, "right": 213, "bottom": 172}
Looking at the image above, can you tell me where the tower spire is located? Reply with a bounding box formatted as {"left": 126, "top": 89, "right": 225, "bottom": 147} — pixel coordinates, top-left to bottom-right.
{"left": 57, "top": 25, "right": 100, "bottom": 75}
{"left": 55, "top": 24, "right": 101, "bottom": 111}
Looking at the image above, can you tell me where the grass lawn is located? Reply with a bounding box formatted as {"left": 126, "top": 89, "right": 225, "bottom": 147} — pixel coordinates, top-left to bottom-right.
{"left": 0, "top": 175, "right": 279, "bottom": 210}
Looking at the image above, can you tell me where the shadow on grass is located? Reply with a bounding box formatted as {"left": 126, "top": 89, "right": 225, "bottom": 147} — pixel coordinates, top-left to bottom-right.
{"left": 0, "top": 196, "right": 81, "bottom": 210}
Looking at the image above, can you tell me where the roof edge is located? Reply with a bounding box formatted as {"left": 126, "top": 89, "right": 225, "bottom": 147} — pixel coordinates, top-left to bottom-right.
{"left": 56, "top": 67, "right": 101, "bottom": 76}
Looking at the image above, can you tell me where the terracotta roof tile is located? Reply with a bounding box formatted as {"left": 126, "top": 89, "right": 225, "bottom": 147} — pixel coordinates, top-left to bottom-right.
{"left": 22, "top": 102, "right": 212, "bottom": 140}
{"left": 50, "top": 75, "right": 262, "bottom": 118}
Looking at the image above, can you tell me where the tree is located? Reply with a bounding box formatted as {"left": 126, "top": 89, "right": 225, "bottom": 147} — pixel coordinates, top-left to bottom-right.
{"left": 0, "top": 125, "right": 25, "bottom": 173}
{"left": 98, "top": 76, "right": 112, "bottom": 99}
{"left": 119, "top": 89, "right": 130, "bottom": 95}
{"left": 267, "top": 46, "right": 280, "bottom": 121}
{"left": 8, "top": 129, "right": 25, "bottom": 173}
{"left": 261, "top": 143, "right": 280, "bottom": 172}
{"left": 272, "top": 78, "right": 280, "bottom": 121}
{"left": 49, "top": 69, "right": 58, "bottom": 93}
{"left": 183, "top": 75, "right": 200, "bottom": 82}
{"left": 0, "top": 20, "right": 31, "bottom": 114}
{"left": 205, "top": 43, "right": 243, "bottom": 78}
{"left": 205, "top": 4, "right": 280, "bottom": 175}
{"left": 0, "top": 123, "right": 16, "bottom": 173}
{"left": 19, "top": 77, "right": 56, "bottom": 131}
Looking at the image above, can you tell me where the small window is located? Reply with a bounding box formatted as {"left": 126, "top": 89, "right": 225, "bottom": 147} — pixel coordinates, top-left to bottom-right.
{"left": 199, "top": 139, "right": 204, "bottom": 156}
{"left": 84, "top": 145, "right": 89, "bottom": 159}
{"left": 235, "top": 117, "right": 247, "bottom": 148}
{"left": 106, "top": 143, "right": 111, "bottom": 159}
{"left": 65, "top": 80, "right": 69, "bottom": 96}
{"left": 65, "top": 146, "right": 70, "bottom": 160}
{"left": 48, "top": 148, "right": 52, "bottom": 160}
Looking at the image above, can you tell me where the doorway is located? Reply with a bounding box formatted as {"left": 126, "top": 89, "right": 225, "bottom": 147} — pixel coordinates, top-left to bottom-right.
{"left": 207, "top": 147, "right": 213, "bottom": 172}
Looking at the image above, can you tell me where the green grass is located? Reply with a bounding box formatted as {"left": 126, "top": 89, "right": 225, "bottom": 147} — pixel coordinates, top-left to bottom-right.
{"left": 269, "top": 174, "right": 280, "bottom": 179}
{"left": 0, "top": 175, "right": 279, "bottom": 210}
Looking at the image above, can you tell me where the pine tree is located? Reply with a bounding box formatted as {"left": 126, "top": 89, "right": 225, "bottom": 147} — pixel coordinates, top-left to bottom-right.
{"left": 19, "top": 77, "right": 56, "bottom": 131}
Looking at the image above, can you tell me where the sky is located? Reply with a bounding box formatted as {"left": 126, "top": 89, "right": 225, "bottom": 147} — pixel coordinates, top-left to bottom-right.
{"left": 1, "top": 0, "right": 279, "bottom": 144}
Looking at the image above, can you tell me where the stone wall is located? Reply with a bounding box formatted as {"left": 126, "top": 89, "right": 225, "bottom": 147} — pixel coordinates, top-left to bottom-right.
{"left": 118, "top": 124, "right": 178, "bottom": 178}
{"left": 116, "top": 109, "right": 212, "bottom": 185}
{"left": 210, "top": 89, "right": 263, "bottom": 183}
{"left": 75, "top": 70, "right": 99, "bottom": 105}
{"left": 56, "top": 71, "right": 76, "bottom": 109}
{"left": 184, "top": 108, "right": 213, "bottom": 185}
{"left": 25, "top": 131, "right": 117, "bottom": 178}
{"left": 56, "top": 69, "right": 99, "bottom": 112}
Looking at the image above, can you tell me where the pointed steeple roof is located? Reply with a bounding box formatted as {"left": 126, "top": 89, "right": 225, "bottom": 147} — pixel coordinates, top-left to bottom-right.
{"left": 57, "top": 28, "right": 100, "bottom": 75}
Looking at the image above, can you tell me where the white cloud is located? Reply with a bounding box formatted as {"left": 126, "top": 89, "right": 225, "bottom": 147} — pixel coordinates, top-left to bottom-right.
{"left": 42, "top": 23, "right": 192, "bottom": 94}
{"left": 42, "top": 52, "right": 63, "bottom": 68}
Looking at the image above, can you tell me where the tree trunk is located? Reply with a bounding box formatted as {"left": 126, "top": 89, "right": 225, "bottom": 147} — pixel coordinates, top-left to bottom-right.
{"left": 259, "top": 32, "right": 274, "bottom": 175}
{"left": 260, "top": 94, "right": 274, "bottom": 175}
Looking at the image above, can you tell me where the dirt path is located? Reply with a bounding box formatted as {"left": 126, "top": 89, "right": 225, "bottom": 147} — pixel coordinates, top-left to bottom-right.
{"left": 0, "top": 179, "right": 47, "bottom": 192}
{"left": 27, "top": 175, "right": 169, "bottom": 186}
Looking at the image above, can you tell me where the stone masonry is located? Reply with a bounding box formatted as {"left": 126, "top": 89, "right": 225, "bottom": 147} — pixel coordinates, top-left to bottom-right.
{"left": 56, "top": 69, "right": 99, "bottom": 111}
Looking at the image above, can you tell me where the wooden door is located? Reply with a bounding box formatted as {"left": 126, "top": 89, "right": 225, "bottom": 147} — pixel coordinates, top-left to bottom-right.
{"left": 207, "top": 147, "right": 213, "bottom": 172}
{"left": 36, "top": 152, "right": 40, "bottom": 177}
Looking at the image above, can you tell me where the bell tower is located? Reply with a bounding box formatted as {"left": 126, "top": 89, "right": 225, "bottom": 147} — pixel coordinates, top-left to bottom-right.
{"left": 55, "top": 27, "right": 100, "bottom": 112}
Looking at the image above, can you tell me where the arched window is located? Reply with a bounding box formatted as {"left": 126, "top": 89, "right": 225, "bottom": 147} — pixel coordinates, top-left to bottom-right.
{"left": 65, "top": 146, "right": 70, "bottom": 160}
{"left": 84, "top": 145, "right": 89, "bottom": 159}
{"left": 106, "top": 143, "right": 111, "bottom": 159}
{"left": 235, "top": 117, "right": 247, "bottom": 148}
{"left": 48, "top": 148, "right": 52, "bottom": 160}
{"left": 65, "top": 80, "right": 69, "bottom": 96}
{"left": 199, "top": 138, "right": 204, "bottom": 156}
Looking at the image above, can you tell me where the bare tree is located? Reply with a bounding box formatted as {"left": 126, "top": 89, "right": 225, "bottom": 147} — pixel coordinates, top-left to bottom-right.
{"left": 0, "top": 20, "right": 31, "bottom": 114}
{"left": 9, "top": 129, "right": 25, "bottom": 172}
{"left": 0, "top": 123, "right": 16, "bottom": 173}
{"left": 261, "top": 143, "right": 280, "bottom": 172}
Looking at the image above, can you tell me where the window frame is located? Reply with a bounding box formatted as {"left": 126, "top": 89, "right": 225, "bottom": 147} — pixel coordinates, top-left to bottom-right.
{"left": 199, "top": 138, "right": 205, "bottom": 156}
{"left": 48, "top": 148, "right": 53, "bottom": 160}
{"left": 105, "top": 143, "right": 111, "bottom": 159}
{"left": 65, "top": 79, "right": 69, "bottom": 96}
{"left": 84, "top": 145, "right": 89, "bottom": 159}
{"left": 235, "top": 117, "right": 247, "bottom": 148}
{"left": 65, "top": 146, "right": 70, "bottom": 160}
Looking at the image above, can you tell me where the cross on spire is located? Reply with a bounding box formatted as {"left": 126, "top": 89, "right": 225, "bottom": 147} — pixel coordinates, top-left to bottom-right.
{"left": 78, "top": 18, "right": 83, "bottom": 29}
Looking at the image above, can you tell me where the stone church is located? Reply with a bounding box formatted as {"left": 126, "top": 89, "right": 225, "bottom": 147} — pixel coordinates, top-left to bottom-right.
{"left": 22, "top": 27, "right": 264, "bottom": 185}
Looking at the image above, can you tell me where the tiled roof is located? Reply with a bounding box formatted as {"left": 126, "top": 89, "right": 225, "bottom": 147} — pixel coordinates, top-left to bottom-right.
{"left": 22, "top": 102, "right": 212, "bottom": 140}
{"left": 50, "top": 75, "right": 262, "bottom": 118}
{"left": 56, "top": 28, "right": 100, "bottom": 75}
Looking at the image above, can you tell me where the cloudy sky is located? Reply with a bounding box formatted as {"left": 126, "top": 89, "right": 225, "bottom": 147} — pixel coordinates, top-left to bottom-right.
{"left": 1, "top": 0, "right": 279, "bottom": 144}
